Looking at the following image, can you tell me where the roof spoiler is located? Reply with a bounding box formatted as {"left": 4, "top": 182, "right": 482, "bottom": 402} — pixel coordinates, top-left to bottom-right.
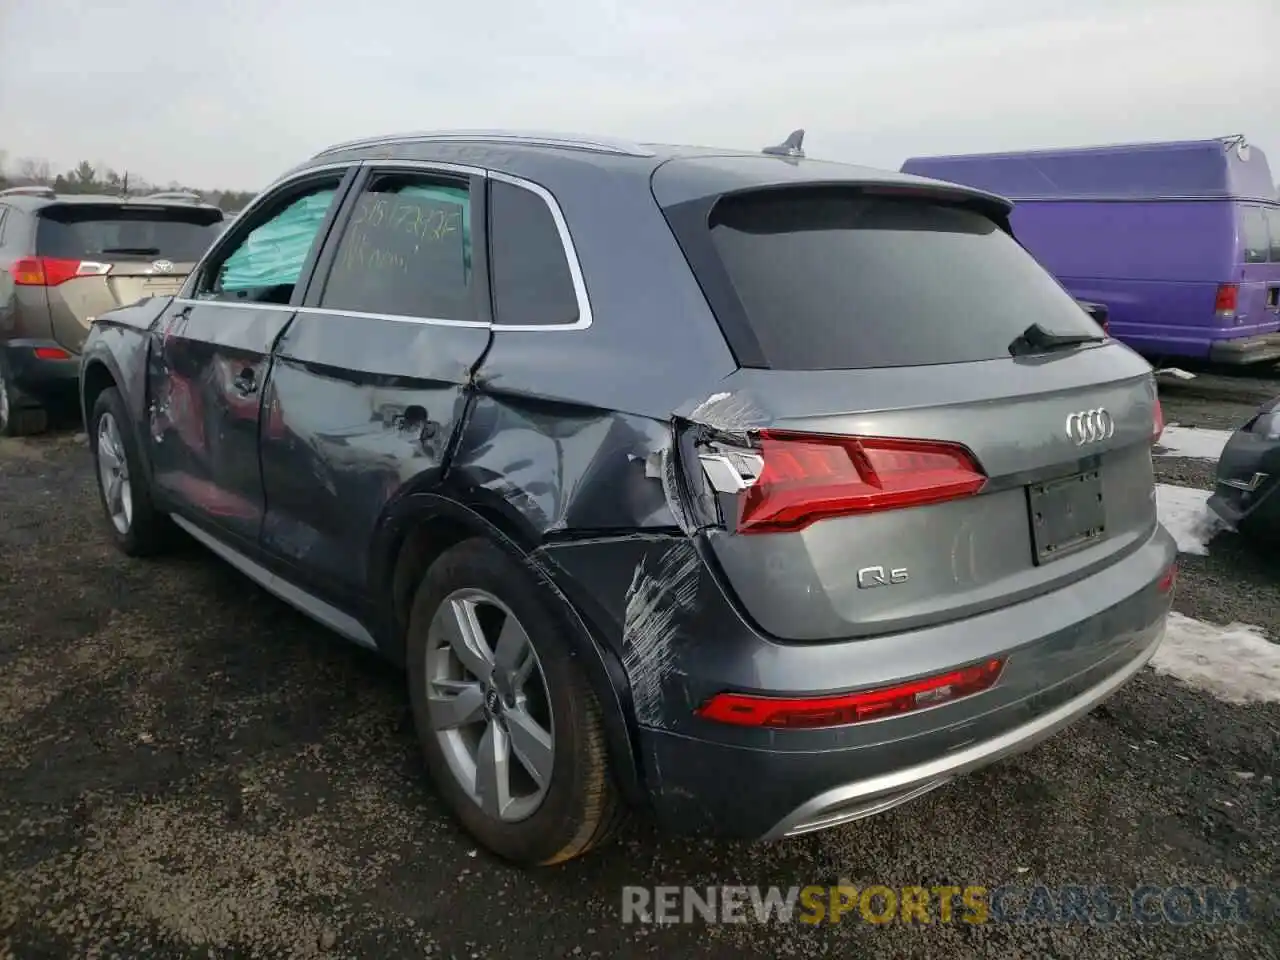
{"left": 0, "top": 185, "right": 56, "bottom": 199}
{"left": 135, "top": 190, "right": 203, "bottom": 204}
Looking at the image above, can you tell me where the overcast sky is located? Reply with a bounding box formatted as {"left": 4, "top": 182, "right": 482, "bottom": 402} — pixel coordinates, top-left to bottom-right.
{"left": 1, "top": 0, "right": 1276, "bottom": 190}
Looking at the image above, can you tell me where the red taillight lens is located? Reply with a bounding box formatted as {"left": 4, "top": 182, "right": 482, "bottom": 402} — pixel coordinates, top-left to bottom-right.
{"left": 1214, "top": 283, "right": 1238, "bottom": 316}
{"left": 33, "top": 346, "right": 71, "bottom": 360}
{"left": 1152, "top": 396, "right": 1165, "bottom": 444}
{"left": 696, "top": 658, "right": 1006, "bottom": 728}
{"left": 736, "top": 431, "right": 985, "bottom": 534}
{"left": 10, "top": 257, "right": 109, "bottom": 286}
{"left": 11, "top": 257, "right": 46, "bottom": 286}
{"left": 1157, "top": 563, "right": 1177, "bottom": 594}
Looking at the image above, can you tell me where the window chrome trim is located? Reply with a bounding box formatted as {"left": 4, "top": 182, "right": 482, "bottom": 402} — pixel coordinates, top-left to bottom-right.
{"left": 176, "top": 160, "right": 594, "bottom": 333}
{"left": 486, "top": 170, "right": 593, "bottom": 332}
{"left": 296, "top": 305, "right": 488, "bottom": 328}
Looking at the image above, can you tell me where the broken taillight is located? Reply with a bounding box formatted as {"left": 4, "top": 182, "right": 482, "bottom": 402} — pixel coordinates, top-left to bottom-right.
{"left": 707, "top": 431, "right": 987, "bottom": 535}
{"left": 696, "top": 658, "right": 1006, "bottom": 728}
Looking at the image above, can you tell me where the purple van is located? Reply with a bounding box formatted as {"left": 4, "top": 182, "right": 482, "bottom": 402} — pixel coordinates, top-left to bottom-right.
{"left": 902, "top": 136, "right": 1280, "bottom": 364}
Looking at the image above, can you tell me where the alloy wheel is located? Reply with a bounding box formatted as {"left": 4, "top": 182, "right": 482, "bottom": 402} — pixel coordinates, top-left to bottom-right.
{"left": 425, "top": 588, "right": 555, "bottom": 822}
{"left": 96, "top": 412, "right": 133, "bottom": 534}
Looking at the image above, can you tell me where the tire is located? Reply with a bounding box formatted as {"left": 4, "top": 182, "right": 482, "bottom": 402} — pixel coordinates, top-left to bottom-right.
{"left": 0, "top": 356, "right": 48, "bottom": 438}
{"left": 88, "top": 387, "right": 171, "bottom": 556}
{"left": 407, "top": 537, "right": 625, "bottom": 866}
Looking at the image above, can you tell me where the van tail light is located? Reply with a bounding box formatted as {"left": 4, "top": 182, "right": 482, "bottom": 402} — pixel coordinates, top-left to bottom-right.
{"left": 1157, "top": 562, "right": 1177, "bottom": 594}
{"left": 700, "top": 431, "right": 986, "bottom": 535}
{"left": 1152, "top": 395, "right": 1165, "bottom": 444}
{"left": 1214, "top": 283, "right": 1238, "bottom": 319}
{"left": 11, "top": 257, "right": 111, "bottom": 287}
{"left": 696, "top": 658, "right": 1006, "bottom": 728}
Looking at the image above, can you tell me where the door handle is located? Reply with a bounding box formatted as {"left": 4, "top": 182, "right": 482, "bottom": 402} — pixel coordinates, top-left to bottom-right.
{"left": 232, "top": 368, "right": 258, "bottom": 396}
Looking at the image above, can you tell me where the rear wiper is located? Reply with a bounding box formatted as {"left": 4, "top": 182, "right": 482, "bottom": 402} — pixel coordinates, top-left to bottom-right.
{"left": 97, "top": 246, "right": 162, "bottom": 256}
{"left": 1008, "top": 322, "right": 1105, "bottom": 357}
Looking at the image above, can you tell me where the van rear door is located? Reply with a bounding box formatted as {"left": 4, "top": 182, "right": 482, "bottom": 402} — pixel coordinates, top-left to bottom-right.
{"left": 1235, "top": 204, "right": 1280, "bottom": 329}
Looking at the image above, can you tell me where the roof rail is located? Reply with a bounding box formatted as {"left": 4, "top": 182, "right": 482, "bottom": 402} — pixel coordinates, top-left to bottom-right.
{"left": 313, "top": 129, "right": 656, "bottom": 160}
{"left": 135, "top": 190, "right": 203, "bottom": 203}
{"left": 0, "top": 185, "right": 56, "bottom": 199}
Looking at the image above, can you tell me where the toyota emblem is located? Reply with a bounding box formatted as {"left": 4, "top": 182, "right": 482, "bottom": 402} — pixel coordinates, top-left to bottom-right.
{"left": 151, "top": 260, "right": 174, "bottom": 274}
{"left": 1065, "top": 408, "right": 1115, "bottom": 446}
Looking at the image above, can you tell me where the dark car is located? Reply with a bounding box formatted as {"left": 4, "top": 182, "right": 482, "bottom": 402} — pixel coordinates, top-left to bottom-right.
{"left": 78, "top": 129, "right": 1177, "bottom": 866}
{"left": 1208, "top": 395, "right": 1280, "bottom": 536}
{"left": 0, "top": 186, "right": 223, "bottom": 435}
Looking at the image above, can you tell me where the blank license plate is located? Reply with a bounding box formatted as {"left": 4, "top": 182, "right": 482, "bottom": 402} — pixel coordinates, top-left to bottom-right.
{"left": 1028, "top": 470, "right": 1106, "bottom": 564}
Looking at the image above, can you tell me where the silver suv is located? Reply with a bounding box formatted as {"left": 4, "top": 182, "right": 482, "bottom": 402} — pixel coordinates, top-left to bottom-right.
{"left": 0, "top": 187, "right": 223, "bottom": 434}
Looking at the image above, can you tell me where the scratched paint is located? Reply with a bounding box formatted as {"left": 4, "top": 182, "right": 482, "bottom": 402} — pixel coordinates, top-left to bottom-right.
{"left": 685, "top": 389, "right": 770, "bottom": 435}
{"left": 620, "top": 541, "right": 701, "bottom": 727}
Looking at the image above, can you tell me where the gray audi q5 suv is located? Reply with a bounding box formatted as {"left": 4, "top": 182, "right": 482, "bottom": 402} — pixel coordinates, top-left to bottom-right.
{"left": 78, "top": 129, "right": 1177, "bottom": 866}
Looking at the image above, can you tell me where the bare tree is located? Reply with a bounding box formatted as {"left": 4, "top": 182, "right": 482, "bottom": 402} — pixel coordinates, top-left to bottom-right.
{"left": 16, "top": 157, "right": 52, "bottom": 183}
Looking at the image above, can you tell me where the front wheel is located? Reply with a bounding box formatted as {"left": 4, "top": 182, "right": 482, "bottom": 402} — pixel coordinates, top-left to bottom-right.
{"left": 407, "top": 538, "right": 625, "bottom": 865}
{"left": 89, "top": 387, "right": 171, "bottom": 556}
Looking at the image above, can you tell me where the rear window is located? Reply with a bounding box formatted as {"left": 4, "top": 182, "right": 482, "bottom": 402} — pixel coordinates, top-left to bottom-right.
{"left": 36, "top": 204, "right": 223, "bottom": 262}
{"left": 702, "top": 190, "right": 1102, "bottom": 370}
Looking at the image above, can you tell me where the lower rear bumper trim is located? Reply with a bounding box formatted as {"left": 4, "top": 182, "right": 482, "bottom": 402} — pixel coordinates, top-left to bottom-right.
{"left": 760, "top": 626, "right": 1164, "bottom": 841}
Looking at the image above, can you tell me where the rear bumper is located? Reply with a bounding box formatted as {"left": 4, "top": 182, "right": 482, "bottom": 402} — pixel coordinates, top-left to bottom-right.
{"left": 1208, "top": 331, "right": 1280, "bottom": 365}
{"left": 760, "top": 630, "right": 1160, "bottom": 839}
{"left": 627, "top": 525, "right": 1175, "bottom": 840}
{"left": 1, "top": 339, "right": 80, "bottom": 396}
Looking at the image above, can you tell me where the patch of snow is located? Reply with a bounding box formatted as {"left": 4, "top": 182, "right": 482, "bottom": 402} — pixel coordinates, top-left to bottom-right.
{"left": 1155, "top": 484, "right": 1225, "bottom": 555}
{"left": 1155, "top": 367, "right": 1197, "bottom": 380}
{"left": 1154, "top": 425, "right": 1232, "bottom": 461}
{"left": 1152, "top": 613, "right": 1280, "bottom": 705}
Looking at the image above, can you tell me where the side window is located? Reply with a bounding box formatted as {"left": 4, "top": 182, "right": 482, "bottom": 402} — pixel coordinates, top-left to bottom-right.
{"left": 489, "top": 179, "right": 579, "bottom": 327}
{"left": 1242, "top": 207, "right": 1270, "bottom": 263}
{"left": 0, "top": 208, "right": 8, "bottom": 245}
{"left": 319, "top": 172, "right": 472, "bottom": 321}
{"left": 1265, "top": 209, "right": 1280, "bottom": 264}
{"left": 196, "top": 178, "right": 342, "bottom": 304}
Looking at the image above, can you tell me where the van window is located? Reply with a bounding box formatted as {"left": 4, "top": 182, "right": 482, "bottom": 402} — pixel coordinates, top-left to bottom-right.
{"left": 319, "top": 173, "right": 471, "bottom": 321}
{"left": 1242, "top": 207, "right": 1270, "bottom": 263}
{"left": 1265, "top": 209, "right": 1280, "bottom": 263}
{"left": 698, "top": 189, "right": 1103, "bottom": 370}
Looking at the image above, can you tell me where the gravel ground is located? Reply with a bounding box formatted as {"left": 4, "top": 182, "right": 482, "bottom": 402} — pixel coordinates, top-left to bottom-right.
{"left": 1, "top": 385, "right": 1278, "bottom": 960}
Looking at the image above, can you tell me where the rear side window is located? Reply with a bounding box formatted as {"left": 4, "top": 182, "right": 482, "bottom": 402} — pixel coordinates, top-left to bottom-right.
{"left": 319, "top": 172, "right": 472, "bottom": 321}
{"left": 36, "top": 204, "right": 222, "bottom": 261}
{"left": 489, "top": 179, "right": 579, "bottom": 327}
{"left": 699, "top": 190, "right": 1102, "bottom": 370}
{"left": 1241, "top": 207, "right": 1270, "bottom": 263}
{"left": 1265, "top": 209, "right": 1280, "bottom": 263}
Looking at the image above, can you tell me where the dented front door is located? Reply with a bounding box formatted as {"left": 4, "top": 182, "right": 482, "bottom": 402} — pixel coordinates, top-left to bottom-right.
{"left": 147, "top": 300, "right": 293, "bottom": 544}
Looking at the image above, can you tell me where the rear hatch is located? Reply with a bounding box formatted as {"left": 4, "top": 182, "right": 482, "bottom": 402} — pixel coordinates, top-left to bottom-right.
{"left": 657, "top": 168, "right": 1162, "bottom": 642}
{"left": 1234, "top": 204, "right": 1280, "bottom": 330}
{"left": 31, "top": 201, "right": 223, "bottom": 352}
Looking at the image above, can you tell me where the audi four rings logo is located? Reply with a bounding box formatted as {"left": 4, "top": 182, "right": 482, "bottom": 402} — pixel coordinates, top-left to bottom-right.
{"left": 1065, "top": 408, "right": 1115, "bottom": 445}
